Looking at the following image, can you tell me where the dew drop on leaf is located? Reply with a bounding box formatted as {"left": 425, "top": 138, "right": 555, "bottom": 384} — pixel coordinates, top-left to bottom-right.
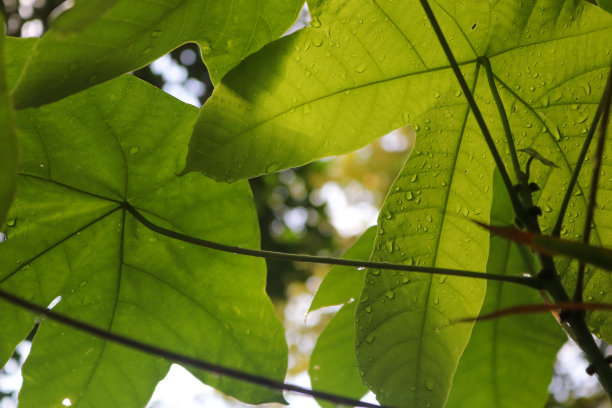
{"left": 365, "top": 333, "right": 376, "bottom": 343}
{"left": 128, "top": 146, "right": 140, "bottom": 155}
{"left": 425, "top": 379, "right": 434, "bottom": 391}
{"left": 200, "top": 41, "right": 212, "bottom": 56}
{"left": 354, "top": 64, "right": 366, "bottom": 73}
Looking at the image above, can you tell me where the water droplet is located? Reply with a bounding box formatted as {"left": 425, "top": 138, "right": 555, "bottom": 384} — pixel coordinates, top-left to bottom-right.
{"left": 371, "top": 269, "right": 381, "bottom": 276}
{"left": 200, "top": 41, "right": 212, "bottom": 56}
{"left": 6, "top": 218, "right": 16, "bottom": 227}
{"left": 265, "top": 162, "right": 280, "bottom": 174}
{"left": 434, "top": 92, "right": 441, "bottom": 98}
{"left": 425, "top": 379, "right": 434, "bottom": 390}
{"left": 384, "top": 290, "right": 395, "bottom": 300}
{"left": 312, "top": 38, "right": 323, "bottom": 47}
{"left": 151, "top": 29, "right": 162, "bottom": 38}
{"left": 128, "top": 146, "right": 140, "bottom": 155}
{"left": 364, "top": 305, "right": 372, "bottom": 313}
{"left": 0, "top": 232, "right": 6, "bottom": 243}
{"left": 311, "top": 16, "right": 322, "bottom": 28}
{"left": 360, "top": 294, "right": 369, "bottom": 302}
{"left": 354, "top": 64, "right": 366, "bottom": 73}
{"left": 79, "top": 280, "right": 88, "bottom": 287}
{"left": 365, "top": 333, "right": 376, "bottom": 343}
{"left": 410, "top": 174, "right": 418, "bottom": 182}
{"left": 357, "top": 266, "right": 366, "bottom": 271}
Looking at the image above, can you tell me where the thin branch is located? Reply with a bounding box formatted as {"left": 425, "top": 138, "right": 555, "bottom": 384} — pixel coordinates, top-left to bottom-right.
{"left": 417, "top": 0, "right": 526, "bottom": 222}
{"left": 124, "top": 203, "right": 542, "bottom": 289}
{"left": 553, "top": 65, "right": 612, "bottom": 237}
{"left": 453, "top": 301, "right": 612, "bottom": 324}
{"left": 0, "top": 288, "right": 388, "bottom": 408}
{"left": 574, "top": 63, "right": 612, "bottom": 302}
{"left": 480, "top": 56, "right": 523, "bottom": 182}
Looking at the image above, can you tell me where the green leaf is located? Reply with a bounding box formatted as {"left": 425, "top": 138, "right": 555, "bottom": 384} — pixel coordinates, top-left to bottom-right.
{"left": 0, "top": 74, "right": 287, "bottom": 407}
{"left": 309, "top": 226, "right": 376, "bottom": 312}
{"left": 308, "top": 227, "right": 376, "bottom": 407}
{"left": 0, "top": 25, "right": 18, "bottom": 228}
{"left": 186, "top": 0, "right": 612, "bottom": 182}
{"left": 11, "top": 0, "right": 304, "bottom": 109}
{"left": 445, "top": 170, "right": 565, "bottom": 408}
{"left": 309, "top": 302, "right": 369, "bottom": 408}
{"left": 598, "top": 0, "right": 612, "bottom": 14}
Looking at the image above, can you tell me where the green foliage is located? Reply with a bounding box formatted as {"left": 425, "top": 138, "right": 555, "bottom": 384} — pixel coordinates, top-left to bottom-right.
{"left": 0, "top": 24, "right": 18, "bottom": 229}
{"left": 11, "top": 0, "right": 304, "bottom": 108}
{"left": 2, "top": 1, "right": 612, "bottom": 408}
{"left": 1, "top": 72, "right": 286, "bottom": 405}
{"left": 308, "top": 226, "right": 376, "bottom": 407}
{"left": 445, "top": 171, "right": 566, "bottom": 408}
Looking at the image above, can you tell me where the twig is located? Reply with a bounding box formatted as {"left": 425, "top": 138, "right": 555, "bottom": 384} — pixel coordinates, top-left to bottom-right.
{"left": 453, "top": 301, "right": 612, "bottom": 324}
{"left": 574, "top": 64, "right": 612, "bottom": 302}
{"left": 124, "top": 203, "right": 541, "bottom": 289}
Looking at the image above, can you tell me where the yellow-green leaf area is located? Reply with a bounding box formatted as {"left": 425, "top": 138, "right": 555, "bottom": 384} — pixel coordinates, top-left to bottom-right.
{"left": 0, "top": 22, "right": 18, "bottom": 229}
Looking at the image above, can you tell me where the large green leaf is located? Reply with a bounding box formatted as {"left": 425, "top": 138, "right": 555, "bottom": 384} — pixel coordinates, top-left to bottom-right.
{"left": 186, "top": 0, "right": 612, "bottom": 181}
{"left": 0, "top": 25, "right": 18, "bottom": 228}
{"left": 308, "top": 226, "right": 376, "bottom": 407}
{"left": 445, "top": 171, "right": 565, "bottom": 408}
{"left": 354, "top": 83, "right": 494, "bottom": 407}
{"left": 0, "top": 74, "right": 287, "bottom": 407}
{"left": 11, "top": 0, "right": 304, "bottom": 109}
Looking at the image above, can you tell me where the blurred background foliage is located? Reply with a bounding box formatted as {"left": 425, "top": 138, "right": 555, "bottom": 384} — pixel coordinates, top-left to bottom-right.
{"left": 1, "top": 1, "right": 610, "bottom": 407}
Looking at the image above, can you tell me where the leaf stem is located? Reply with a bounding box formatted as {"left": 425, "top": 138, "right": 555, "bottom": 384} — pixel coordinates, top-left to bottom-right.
{"left": 416, "top": 0, "right": 526, "bottom": 221}
{"left": 0, "top": 288, "right": 387, "bottom": 408}
{"left": 553, "top": 65, "right": 612, "bottom": 237}
{"left": 479, "top": 56, "right": 523, "bottom": 183}
{"left": 538, "top": 254, "right": 612, "bottom": 395}
{"left": 124, "top": 203, "right": 542, "bottom": 289}
{"left": 574, "top": 64, "right": 612, "bottom": 302}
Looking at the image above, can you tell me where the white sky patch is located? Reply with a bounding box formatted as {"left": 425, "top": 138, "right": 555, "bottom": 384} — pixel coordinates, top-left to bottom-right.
{"left": 283, "top": 3, "right": 311, "bottom": 36}
{"left": 316, "top": 182, "right": 378, "bottom": 237}
{"left": 21, "top": 19, "right": 43, "bottom": 37}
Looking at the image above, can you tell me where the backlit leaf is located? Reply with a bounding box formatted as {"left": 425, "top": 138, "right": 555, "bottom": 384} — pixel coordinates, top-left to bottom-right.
{"left": 11, "top": 0, "right": 304, "bottom": 109}
{"left": 445, "top": 170, "right": 565, "bottom": 408}
{"left": 0, "top": 23, "right": 18, "bottom": 228}
{"left": 0, "top": 74, "right": 287, "bottom": 407}
{"left": 308, "top": 227, "right": 376, "bottom": 407}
